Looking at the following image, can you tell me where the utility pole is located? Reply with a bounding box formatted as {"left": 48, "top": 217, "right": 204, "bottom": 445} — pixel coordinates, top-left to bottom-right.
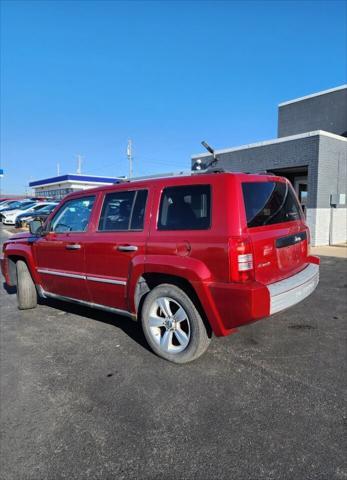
{"left": 127, "top": 139, "right": 133, "bottom": 179}
{"left": 57, "top": 162, "right": 61, "bottom": 176}
{"left": 0, "top": 168, "right": 3, "bottom": 196}
{"left": 76, "top": 154, "right": 82, "bottom": 174}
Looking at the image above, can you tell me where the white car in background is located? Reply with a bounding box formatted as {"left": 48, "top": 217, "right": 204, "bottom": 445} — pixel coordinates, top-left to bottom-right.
{"left": 0, "top": 199, "right": 30, "bottom": 213}
{"left": 1, "top": 202, "right": 53, "bottom": 225}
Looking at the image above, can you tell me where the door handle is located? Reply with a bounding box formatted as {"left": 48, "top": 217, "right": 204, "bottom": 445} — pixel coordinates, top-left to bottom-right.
{"left": 65, "top": 244, "right": 81, "bottom": 250}
{"left": 117, "top": 245, "right": 138, "bottom": 252}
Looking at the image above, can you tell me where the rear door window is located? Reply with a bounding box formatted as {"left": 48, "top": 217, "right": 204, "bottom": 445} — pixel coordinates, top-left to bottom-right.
{"left": 242, "top": 181, "right": 302, "bottom": 228}
{"left": 98, "top": 190, "right": 148, "bottom": 231}
{"left": 158, "top": 185, "right": 211, "bottom": 230}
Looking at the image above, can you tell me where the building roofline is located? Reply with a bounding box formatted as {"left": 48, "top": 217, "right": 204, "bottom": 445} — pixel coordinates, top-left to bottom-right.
{"left": 191, "top": 130, "right": 347, "bottom": 159}
{"left": 278, "top": 85, "right": 347, "bottom": 107}
{"left": 29, "top": 173, "right": 122, "bottom": 188}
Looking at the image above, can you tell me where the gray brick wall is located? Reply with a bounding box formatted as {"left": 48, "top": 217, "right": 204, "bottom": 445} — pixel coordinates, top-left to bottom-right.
{"left": 192, "top": 135, "right": 320, "bottom": 209}
{"left": 317, "top": 135, "right": 347, "bottom": 208}
{"left": 278, "top": 87, "right": 347, "bottom": 138}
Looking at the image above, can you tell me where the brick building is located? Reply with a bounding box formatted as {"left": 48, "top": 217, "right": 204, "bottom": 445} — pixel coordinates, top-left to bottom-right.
{"left": 192, "top": 85, "right": 347, "bottom": 246}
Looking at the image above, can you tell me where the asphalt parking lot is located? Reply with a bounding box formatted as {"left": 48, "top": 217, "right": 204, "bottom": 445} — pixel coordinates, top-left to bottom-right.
{"left": 0, "top": 226, "right": 346, "bottom": 480}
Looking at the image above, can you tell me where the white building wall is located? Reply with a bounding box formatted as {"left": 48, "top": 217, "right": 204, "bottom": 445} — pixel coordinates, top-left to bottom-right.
{"left": 307, "top": 207, "right": 347, "bottom": 246}
{"left": 331, "top": 208, "right": 347, "bottom": 244}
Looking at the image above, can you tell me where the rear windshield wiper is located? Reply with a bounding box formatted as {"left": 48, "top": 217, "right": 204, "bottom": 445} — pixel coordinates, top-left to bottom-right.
{"left": 263, "top": 183, "right": 289, "bottom": 225}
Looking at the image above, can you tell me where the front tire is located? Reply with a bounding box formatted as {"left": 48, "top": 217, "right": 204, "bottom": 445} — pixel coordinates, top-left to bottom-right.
{"left": 141, "top": 284, "right": 211, "bottom": 364}
{"left": 16, "top": 260, "right": 37, "bottom": 310}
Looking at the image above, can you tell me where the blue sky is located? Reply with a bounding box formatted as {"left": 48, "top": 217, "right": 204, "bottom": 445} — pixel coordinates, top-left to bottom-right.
{"left": 1, "top": 0, "right": 346, "bottom": 193}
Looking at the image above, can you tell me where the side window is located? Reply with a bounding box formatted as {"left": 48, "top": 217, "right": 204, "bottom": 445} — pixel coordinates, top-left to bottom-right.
{"left": 158, "top": 185, "right": 211, "bottom": 230}
{"left": 50, "top": 196, "right": 95, "bottom": 233}
{"left": 130, "top": 190, "right": 148, "bottom": 230}
{"left": 98, "top": 190, "right": 148, "bottom": 231}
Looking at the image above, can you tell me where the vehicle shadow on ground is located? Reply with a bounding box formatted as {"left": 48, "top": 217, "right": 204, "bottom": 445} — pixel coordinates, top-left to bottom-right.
{"left": 38, "top": 297, "right": 151, "bottom": 352}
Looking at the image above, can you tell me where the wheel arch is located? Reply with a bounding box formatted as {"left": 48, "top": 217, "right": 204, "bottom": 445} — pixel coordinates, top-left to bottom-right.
{"left": 7, "top": 253, "right": 38, "bottom": 286}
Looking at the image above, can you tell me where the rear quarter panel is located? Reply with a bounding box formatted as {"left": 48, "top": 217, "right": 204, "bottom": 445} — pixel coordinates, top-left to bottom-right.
{"left": 145, "top": 175, "right": 232, "bottom": 283}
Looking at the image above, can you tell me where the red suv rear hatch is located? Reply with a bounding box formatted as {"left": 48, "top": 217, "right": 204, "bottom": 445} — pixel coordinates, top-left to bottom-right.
{"left": 241, "top": 179, "right": 309, "bottom": 285}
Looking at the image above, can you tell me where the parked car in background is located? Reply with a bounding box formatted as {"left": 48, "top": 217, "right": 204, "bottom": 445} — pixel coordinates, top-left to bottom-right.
{"left": 1, "top": 170, "right": 320, "bottom": 363}
{"left": 15, "top": 203, "right": 58, "bottom": 228}
{"left": 1, "top": 202, "right": 49, "bottom": 225}
{"left": 28, "top": 197, "right": 49, "bottom": 202}
{"left": 0, "top": 200, "right": 29, "bottom": 213}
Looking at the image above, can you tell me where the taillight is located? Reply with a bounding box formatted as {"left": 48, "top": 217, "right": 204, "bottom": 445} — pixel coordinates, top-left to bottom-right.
{"left": 229, "top": 236, "right": 254, "bottom": 283}
{"left": 306, "top": 228, "right": 311, "bottom": 255}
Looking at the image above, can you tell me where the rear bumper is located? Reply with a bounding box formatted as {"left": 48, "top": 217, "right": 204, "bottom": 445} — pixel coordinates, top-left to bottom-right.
{"left": 268, "top": 263, "right": 319, "bottom": 315}
{"left": 206, "top": 260, "right": 320, "bottom": 336}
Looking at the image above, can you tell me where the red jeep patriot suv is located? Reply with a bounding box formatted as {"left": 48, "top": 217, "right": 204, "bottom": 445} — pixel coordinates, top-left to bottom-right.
{"left": 1, "top": 171, "right": 320, "bottom": 363}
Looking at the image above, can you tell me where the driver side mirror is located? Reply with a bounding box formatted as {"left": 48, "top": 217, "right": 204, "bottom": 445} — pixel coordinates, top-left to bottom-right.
{"left": 29, "top": 220, "right": 44, "bottom": 235}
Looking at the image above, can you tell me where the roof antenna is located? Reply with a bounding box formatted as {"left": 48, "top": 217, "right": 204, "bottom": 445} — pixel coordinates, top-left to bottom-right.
{"left": 201, "top": 141, "right": 218, "bottom": 169}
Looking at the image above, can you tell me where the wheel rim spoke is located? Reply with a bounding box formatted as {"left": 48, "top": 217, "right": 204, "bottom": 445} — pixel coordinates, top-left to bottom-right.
{"left": 161, "top": 330, "right": 173, "bottom": 352}
{"left": 174, "top": 328, "right": 189, "bottom": 347}
{"left": 173, "top": 306, "right": 187, "bottom": 323}
{"left": 156, "top": 297, "right": 172, "bottom": 318}
{"left": 148, "top": 314, "right": 165, "bottom": 328}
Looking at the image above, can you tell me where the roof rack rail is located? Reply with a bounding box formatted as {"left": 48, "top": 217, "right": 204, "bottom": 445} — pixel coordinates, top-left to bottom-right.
{"left": 117, "top": 167, "right": 226, "bottom": 183}
{"left": 118, "top": 170, "right": 193, "bottom": 183}
{"left": 255, "top": 170, "right": 276, "bottom": 176}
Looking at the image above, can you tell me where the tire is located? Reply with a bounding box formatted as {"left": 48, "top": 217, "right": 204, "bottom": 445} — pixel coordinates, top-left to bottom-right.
{"left": 16, "top": 260, "right": 37, "bottom": 310}
{"left": 141, "top": 284, "right": 211, "bottom": 364}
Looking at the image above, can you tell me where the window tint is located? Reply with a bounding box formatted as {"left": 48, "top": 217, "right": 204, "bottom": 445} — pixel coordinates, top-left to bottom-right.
{"left": 50, "top": 196, "right": 95, "bottom": 232}
{"left": 35, "top": 204, "right": 57, "bottom": 214}
{"left": 98, "top": 190, "right": 148, "bottom": 231}
{"left": 242, "top": 182, "right": 302, "bottom": 228}
{"left": 158, "top": 185, "right": 211, "bottom": 230}
{"left": 18, "top": 202, "right": 36, "bottom": 209}
{"left": 31, "top": 204, "right": 48, "bottom": 211}
{"left": 130, "top": 190, "right": 148, "bottom": 230}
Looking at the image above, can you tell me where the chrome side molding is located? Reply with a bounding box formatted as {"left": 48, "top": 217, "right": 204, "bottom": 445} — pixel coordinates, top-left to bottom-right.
{"left": 37, "top": 268, "right": 127, "bottom": 285}
{"left": 37, "top": 268, "right": 85, "bottom": 280}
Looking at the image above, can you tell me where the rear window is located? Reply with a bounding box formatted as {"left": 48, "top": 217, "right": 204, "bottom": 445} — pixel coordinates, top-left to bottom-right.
{"left": 242, "top": 181, "right": 302, "bottom": 228}
{"left": 158, "top": 185, "right": 211, "bottom": 230}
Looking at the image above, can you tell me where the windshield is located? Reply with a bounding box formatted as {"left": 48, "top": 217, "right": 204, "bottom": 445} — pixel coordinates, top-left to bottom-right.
{"left": 18, "top": 201, "right": 36, "bottom": 210}
{"left": 34, "top": 204, "right": 57, "bottom": 214}
{"left": 4, "top": 201, "right": 22, "bottom": 209}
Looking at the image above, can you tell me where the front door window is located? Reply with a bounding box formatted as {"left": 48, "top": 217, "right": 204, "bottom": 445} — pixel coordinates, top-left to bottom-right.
{"left": 50, "top": 196, "right": 95, "bottom": 232}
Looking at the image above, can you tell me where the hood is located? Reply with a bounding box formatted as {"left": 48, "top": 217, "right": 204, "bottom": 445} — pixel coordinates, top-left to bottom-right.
{"left": 0, "top": 207, "right": 18, "bottom": 213}
{"left": 8, "top": 232, "right": 32, "bottom": 241}
{"left": 3, "top": 208, "right": 21, "bottom": 216}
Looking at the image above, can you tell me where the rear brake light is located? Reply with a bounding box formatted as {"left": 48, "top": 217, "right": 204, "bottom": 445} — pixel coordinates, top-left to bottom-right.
{"left": 229, "top": 237, "right": 254, "bottom": 283}
{"left": 307, "top": 228, "right": 311, "bottom": 255}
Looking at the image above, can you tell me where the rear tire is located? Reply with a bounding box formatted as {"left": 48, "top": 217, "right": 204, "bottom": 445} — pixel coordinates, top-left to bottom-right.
{"left": 141, "top": 284, "right": 211, "bottom": 364}
{"left": 16, "top": 260, "right": 37, "bottom": 310}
